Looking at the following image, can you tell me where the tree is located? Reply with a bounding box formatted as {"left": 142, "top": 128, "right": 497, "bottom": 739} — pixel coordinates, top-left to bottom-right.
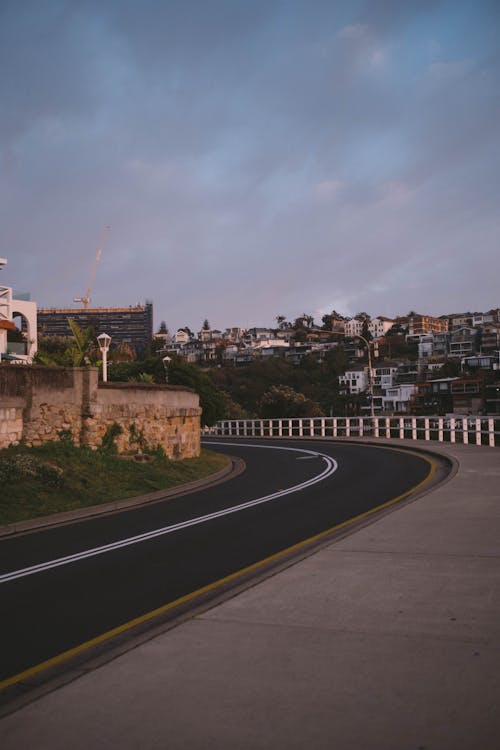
{"left": 106, "top": 354, "right": 225, "bottom": 426}
{"left": 202, "top": 319, "right": 211, "bottom": 331}
{"left": 66, "top": 319, "right": 97, "bottom": 366}
{"left": 361, "top": 319, "right": 372, "bottom": 342}
{"left": 435, "top": 359, "right": 461, "bottom": 378}
{"left": 111, "top": 342, "right": 137, "bottom": 362}
{"left": 259, "top": 385, "right": 323, "bottom": 419}
{"left": 293, "top": 314, "right": 314, "bottom": 331}
{"left": 158, "top": 321, "right": 168, "bottom": 334}
{"left": 35, "top": 320, "right": 98, "bottom": 367}
{"left": 36, "top": 335, "right": 69, "bottom": 358}
{"left": 293, "top": 328, "right": 307, "bottom": 342}
{"left": 330, "top": 310, "right": 345, "bottom": 320}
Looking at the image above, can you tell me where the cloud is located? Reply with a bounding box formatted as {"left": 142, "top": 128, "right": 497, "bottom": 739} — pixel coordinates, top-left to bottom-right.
{"left": 427, "top": 58, "right": 476, "bottom": 85}
{"left": 376, "top": 181, "right": 415, "bottom": 206}
{"left": 337, "top": 24, "right": 369, "bottom": 40}
{"left": 316, "top": 180, "right": 343, "bottom": 201}
{"left": 1, "top": 0, "right": 499, "bottom": 331}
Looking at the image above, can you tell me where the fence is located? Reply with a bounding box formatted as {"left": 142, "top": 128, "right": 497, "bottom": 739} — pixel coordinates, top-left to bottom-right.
{"left": 203, "top": 416, "right": 500, "bottom": 448}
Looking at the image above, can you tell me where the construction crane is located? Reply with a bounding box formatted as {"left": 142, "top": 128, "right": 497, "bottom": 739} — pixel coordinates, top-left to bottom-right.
{"left": 74, "top": 225, "right": 110, "bottom": 309}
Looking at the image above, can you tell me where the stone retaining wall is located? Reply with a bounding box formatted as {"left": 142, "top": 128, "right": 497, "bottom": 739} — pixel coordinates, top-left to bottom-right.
{"left": 0, "top": 366, "right": 201, "bottom": 458}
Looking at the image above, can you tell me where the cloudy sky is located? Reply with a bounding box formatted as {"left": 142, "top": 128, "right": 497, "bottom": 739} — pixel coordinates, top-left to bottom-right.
{"left": 1, "top": 0, "right": 499, "bottom": 333}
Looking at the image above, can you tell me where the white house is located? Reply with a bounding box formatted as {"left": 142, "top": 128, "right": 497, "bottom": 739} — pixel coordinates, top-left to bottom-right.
{"left": 344, "top": 316, "right": 393, "bottom": 341}
{"left": 339, "top": 366, "right": 369, "bottom": 395}
{"left": 369, "top": 316, "right": 394, "bottom": 339}
{"left": 373, "top": 364, "right": 398, "bottom": 390}
{"left": 344, "top": 317, "right": 365, "bottom": 338}
{"left": 0, "top": 259, "right": 37, "bottom": 362}
{"left": 382, "top": 384, "right": 417, "bottom": 413}
{"left": 174, "top": 329, "right": 191, "bottom": 345}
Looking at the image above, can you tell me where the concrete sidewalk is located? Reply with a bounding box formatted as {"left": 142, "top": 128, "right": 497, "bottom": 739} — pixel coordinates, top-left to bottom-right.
{"left": 2, "top": 441, "right": 500, "bottom": 749}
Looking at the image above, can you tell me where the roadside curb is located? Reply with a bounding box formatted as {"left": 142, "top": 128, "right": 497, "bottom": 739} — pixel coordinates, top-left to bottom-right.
{"left": 0, "top": 454, "right": 245, "bottom": 539}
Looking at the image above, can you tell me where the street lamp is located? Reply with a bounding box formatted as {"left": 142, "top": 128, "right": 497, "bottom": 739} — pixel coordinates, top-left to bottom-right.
{"left": 335, "top": 330, "right": 376, "bottom": 419}
{"left": 97, "top": 333, "right": 111, "bottom": 382}
{"left": 162, "top": 355, "right": 172, "bottom": 383}
{"left": 354, "top": 334, "right": 376, "bottom": 419}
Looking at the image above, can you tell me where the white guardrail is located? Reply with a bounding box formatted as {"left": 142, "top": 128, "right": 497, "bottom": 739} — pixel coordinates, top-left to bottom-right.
{"left": 203, "top": 416, "right": 500, "bottom": 448}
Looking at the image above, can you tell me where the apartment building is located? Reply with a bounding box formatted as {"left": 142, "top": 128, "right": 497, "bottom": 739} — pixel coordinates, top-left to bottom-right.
{"left": 373, "top": 363, "right": 399, "bottom": 390}
{"left": 38, "top": 303, "right": 153, "bottom": 353}
{"left": 449, "top": 327, "right": 479, "bottom": 358}
{"left": 480, "top": 324, "right": 500, "bottom": 353}
{"left": 344, "top": 317, "right": 365, "bottom": 337}
{"left": 449, "top": 313, "right": 473, "bottom": 330}
{"left": 344, "top": 316, "right": 394, "bottom": 340}
{"left": 382, "top": 384, "right": 417, "bottom": 414}
{"left": 339, "top": 366, "right": 370, "bottom": 395}
{"left": 408, "top": 314, "right": 449, "bottom": 336}
{"left": 370, "top": 316, "right": 395, "bottom": 339}
{"left": 417, "top": 332, "right": 450, "bottom": 359}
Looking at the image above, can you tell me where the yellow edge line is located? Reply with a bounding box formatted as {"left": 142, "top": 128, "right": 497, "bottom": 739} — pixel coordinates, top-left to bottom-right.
{"left": 1, "top": 449, "right": 437, "bottom": 692}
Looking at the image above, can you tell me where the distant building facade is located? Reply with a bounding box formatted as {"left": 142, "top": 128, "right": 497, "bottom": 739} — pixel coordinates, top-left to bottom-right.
{"left": 37, "top": 303, "right": 153, "bottom": 353}
{"left": 0, "top": 258, "right": 37, "bottom": 361}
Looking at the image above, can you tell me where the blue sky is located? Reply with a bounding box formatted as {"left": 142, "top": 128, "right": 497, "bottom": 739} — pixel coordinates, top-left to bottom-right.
{"left": 1, "top": 0, "right": 499, "bottom": 333}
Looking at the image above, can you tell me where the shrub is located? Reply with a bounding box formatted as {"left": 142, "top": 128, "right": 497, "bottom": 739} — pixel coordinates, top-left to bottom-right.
{"left": 0, "top": 454, "right": 63, "bottom": 486}
{"left": 129, "top": 422, "right": 147, "bottom": 453}
{"left": 101, "top": 422, "right": 123, "bottom": 452}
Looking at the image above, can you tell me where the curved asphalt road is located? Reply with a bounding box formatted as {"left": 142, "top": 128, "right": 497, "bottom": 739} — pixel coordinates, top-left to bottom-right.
{"left": 0, "top": 440, "right": 433, "bottom": 686}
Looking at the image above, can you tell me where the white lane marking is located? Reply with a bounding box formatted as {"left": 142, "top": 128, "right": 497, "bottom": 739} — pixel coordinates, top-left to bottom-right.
{"left": 1, "top": 442, "right": 338, "bottom": 585}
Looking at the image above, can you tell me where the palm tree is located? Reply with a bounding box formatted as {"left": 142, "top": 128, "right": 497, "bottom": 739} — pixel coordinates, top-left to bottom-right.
{"left": 66, "top": 318, "right": 97, "bottom": 366}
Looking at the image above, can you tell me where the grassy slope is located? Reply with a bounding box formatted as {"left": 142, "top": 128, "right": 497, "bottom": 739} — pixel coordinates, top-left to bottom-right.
{"left": 0, "top": 442, "right": 228, "bottom": 525}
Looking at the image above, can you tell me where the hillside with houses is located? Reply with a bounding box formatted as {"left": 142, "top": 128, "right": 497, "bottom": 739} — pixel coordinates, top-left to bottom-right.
{"left": 159, "top": 310, "right": 500, "bottom": 417}
{"left": 1, "top": 255, "right": 499, "bottom": 420}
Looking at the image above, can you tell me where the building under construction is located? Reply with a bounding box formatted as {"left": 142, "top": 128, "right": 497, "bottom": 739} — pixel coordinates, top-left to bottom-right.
{"left": 37, "top": 302, "right": 154, "bottom": 353}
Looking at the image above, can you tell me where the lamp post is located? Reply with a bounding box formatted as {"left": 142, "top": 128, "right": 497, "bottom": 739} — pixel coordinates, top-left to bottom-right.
{"left": 335, "top": 330, "right": 376, "bottom": 419}
{"left": 162, "top": 355, "right": 172, "bottom": 383}
{"left": 354, "top": 334, "right": 375, "bottom": 419}
{"left": 97, "top": 333, "right": 111, "bottom": 382}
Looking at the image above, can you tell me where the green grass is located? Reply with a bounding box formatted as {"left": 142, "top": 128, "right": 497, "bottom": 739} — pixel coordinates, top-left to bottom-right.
{"left": 0, "top": 441, "right": 228, "bottom": 525}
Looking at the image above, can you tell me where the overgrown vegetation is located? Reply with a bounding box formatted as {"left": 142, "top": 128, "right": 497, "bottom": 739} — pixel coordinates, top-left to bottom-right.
{"left": 0, "top": 441, "right": 228, "bottom": 525}
{"left": 207, "top": 349, "right": 350, "bottom": 418}
{"left": 36, "top": 319, "right": 100, "bottom": 367}
{"left": 101, "top": 422, "right": 123, "bottom": 452}
{"left": 105, "top": 356, "right": 226, "bottom": 425}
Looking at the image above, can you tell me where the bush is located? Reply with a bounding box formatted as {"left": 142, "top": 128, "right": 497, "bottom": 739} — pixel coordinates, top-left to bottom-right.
{"left": 259, "top": 385, "right": 323, "bottom": 419}
{"left": 0, "top": 454, "right": 63, "bottom": 486}
{"left": 101, "top": 422, "right": 123, "bottom": 452}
